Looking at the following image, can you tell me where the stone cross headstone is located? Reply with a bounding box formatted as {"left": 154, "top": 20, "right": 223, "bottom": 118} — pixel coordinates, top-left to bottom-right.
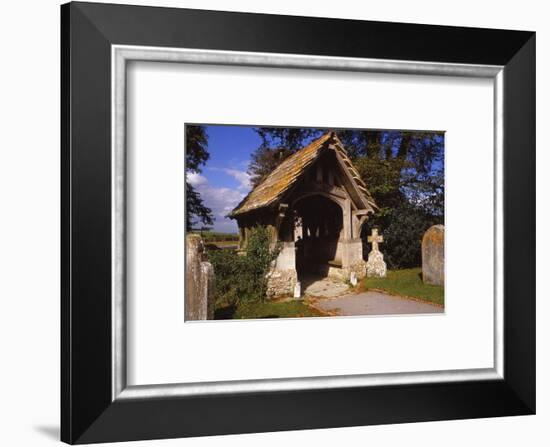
{"left": 422, "top": 225, "right": 444, "bottom": 286}
{"left": 368, "top": 228, "right": 383, "bottom": 251}
{"left": 366, "top": 228, "right": 387, "bottom": 278}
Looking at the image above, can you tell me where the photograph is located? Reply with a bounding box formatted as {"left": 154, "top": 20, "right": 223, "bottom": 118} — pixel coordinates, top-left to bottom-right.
{"left": 185, "top": 124, "right": 445, "bottom": 320}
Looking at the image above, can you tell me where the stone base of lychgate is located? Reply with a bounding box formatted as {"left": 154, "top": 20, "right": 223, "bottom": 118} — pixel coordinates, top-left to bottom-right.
{"left": 325, "top": 261, "right": 367, "bottom": 282}
{"left": 266, "top": 269, "right": 298, "bottom": 299}
{"left": 266, "top": 242, "right": 298, "bottom": 298}
{"left": 344, "top": 261, "right": 367, "bottom": 280}
{"left": 335, "top": 238, "right": 368, "bottom": 281}
{"left": 185, "top": 234, "right": 215, "bottom": 320}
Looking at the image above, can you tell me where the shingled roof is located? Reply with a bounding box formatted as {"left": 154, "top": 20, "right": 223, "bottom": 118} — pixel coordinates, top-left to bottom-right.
{"left": 230, "top": 131, "right": 376, "bottom": 217}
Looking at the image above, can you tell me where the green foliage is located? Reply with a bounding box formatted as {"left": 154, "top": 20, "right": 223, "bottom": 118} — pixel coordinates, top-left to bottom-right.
{"left": 353, "top": 155, "right": 409, "bottom": 211}
{"left": 362, "top": 268, "right": 444, "bottom": 306}
{"left": 207, "top": 226, "right": 279, "bottom": 306}
{"left": 352, "top": 133, "right": 443, "bottom": 268}
{"left": 185, "top": 124, "right": 210, "bottom": 171}
{"left": 255, "top": 127, "right": 322, "bottom": 152}
{"left": 186, "top": 183, "right": 213, "bottom": 230}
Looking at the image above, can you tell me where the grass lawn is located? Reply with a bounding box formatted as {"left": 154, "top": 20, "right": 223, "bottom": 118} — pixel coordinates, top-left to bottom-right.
{"left": 215, "top": 299, "right": 326, "bottom": 320}
{"left": 361, "top": 267, "right": 444, "bottom": 306}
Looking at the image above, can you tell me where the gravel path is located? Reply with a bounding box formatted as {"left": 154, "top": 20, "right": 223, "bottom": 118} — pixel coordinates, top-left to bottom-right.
{"left": 311, "top": 290, "right": 444, "bottom": 316}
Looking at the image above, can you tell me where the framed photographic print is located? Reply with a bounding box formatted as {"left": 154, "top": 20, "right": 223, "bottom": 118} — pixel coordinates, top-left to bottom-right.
{"left": 61, "top": 2, "right": 535, "bottom": 444}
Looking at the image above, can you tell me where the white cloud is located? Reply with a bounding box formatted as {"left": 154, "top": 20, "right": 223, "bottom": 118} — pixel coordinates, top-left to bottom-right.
{"left": 186, "top": 171, "right": 207, "bottom": 187}
{"left": 223, "top": 168, "right": 251, "bottom": 191}
{"left": 190, "top": 178, "right": 246, "bottom": 233}
{"left": 208, "top": 167, "right": 252, "bottom": 191}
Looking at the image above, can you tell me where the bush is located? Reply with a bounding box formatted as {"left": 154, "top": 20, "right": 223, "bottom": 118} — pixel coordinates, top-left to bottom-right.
{"left": 206, "top": 226, "right": 279, "bottom": 306}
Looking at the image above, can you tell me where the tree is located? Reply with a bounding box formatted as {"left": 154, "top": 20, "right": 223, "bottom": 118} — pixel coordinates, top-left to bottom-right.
{"left": 185, "top": 125, "right": 213, "bottom": 230}
{"left": 351, "top": 131, "right": 444, "bottom": 268}
{"left": 186, "top": 183, "right": 213, "bottom": 229}
{"left": 248, "top": 127, "right": 323, "bottom": 186}
{"left": 248, "top": 127, "right": 445, "bottom": 268}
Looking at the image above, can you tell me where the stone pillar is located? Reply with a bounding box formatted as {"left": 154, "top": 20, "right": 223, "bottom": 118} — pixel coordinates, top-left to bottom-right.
{"left": 338, "top": 238, "right": 367, "bottom": 280}
{"left": 339, "top": 238, "right": 363, "bottom": 267}
{"left": 185, "top": 234, "right": 215, "bottom": 320}
{"left": 422, "top": 225, "right": 444, "bottom": 286}
{"left": 275, "top": 241, "right": 296, "bottom": 271}
{"left": 266, "top": 242, "right": 298, "bottom": 298}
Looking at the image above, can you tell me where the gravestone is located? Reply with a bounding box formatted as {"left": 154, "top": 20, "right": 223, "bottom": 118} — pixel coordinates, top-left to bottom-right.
{"left": 185, "top": 234, "right": 215, "bottom": 320}
{"left": 422, "top": 225, "right": 444, "bottom": 286}
{"left": 366, "top": 228, "right": 387, "bottom": 278}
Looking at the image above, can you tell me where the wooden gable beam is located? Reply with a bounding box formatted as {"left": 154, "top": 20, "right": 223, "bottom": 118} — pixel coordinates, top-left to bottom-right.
{"left": 329, "top": 143, "right": 375, "bottom": 213}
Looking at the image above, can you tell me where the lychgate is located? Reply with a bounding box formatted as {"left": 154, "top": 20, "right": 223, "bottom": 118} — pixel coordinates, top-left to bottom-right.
{"left": 229, "top": 131, "right": 377, "bottom": 297}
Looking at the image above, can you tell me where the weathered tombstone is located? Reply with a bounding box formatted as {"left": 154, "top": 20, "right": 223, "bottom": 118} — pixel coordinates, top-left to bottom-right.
{"left": 366, "top": 228, "right": 387, "bottom": 278}
{"left": 422, "top": 225, "right": 444, "bottom": 286}
{"left": 185, "top": 234, "right": 215, "bottom": 320}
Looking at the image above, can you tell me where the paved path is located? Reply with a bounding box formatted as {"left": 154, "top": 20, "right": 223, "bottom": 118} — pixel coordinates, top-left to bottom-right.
{"left": 303, "top": 276, "right": 350, "bottom": 298}
{"left": 310, "top": 291, "right": 444, "bottom": 316}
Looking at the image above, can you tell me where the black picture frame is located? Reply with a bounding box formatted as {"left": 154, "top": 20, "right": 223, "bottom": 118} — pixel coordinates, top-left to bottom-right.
{"left": 61, "top": 2, "right": 535, "bottom": 444}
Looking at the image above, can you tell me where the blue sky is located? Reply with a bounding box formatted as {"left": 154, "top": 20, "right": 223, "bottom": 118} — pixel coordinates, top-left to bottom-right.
{"left": 187, "top": 125, "right": 260, "bottom": 233}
